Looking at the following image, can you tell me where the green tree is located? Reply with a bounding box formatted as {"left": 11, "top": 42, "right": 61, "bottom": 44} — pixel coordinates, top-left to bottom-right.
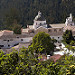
{"left": 63, "top": 30, "right": 73, "bottom": 44}
{"left": 57, "top": 55, "right": 75, "bottom": 75}
{"left": 4, "top": 8, "right": 21, "bottom": 31}
{"left": 70, "top": 40, "right": 75, "bottom": 46}
{"left": 12, "top": 24, "right": 22, "bottom": 34}
{"left": 31, "top": 32, "right": 55, "bottom": 55}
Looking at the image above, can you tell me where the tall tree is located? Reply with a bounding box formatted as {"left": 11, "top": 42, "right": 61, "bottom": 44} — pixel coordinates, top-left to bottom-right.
{"left": 31, "top": 32, "right": 55, "bottom": 55}
{"left": 63, "top": 30, "right": 73, "bottom": 44}
{"left": 4, "top": 8, "right": 21, "bottom": 30}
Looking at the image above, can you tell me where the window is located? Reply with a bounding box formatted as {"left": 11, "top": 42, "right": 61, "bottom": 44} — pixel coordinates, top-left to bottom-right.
{"left": 16, "top": 36, "right": 19, "bottom": 38}
{"left": 8, "top": 40, "right": 9, "bottom": 42}
{"left": 0, "top": 45, "right": 4, "bottom": 47}
{"left": 58, "top": 37, "right": 60, "bottom": 39}
{"left": 54, "top": 29, "right": 57, "bottom": 32}
{"left": 40, "top": 23, "right": 42, "bottom": 26}
{"left": 10, "top": 39, "right": 13, "bottom": 41}
{"left": 21, "top": 39, "right": 23, "bottom": 41}
{"left": 59, "top": 29, "right": 61, "bottom": 31}
{"left": 8, "top": 45, "right": 10, "bottom": 47}
{"left": 48, "top": 29, "right": 51, "bottom": 32}
{"left": 32, "top": 30, "right": 34, "bottom": 33}
{"left": 3, "top": 40, "right": 7, "bottom": 41}
{"left": 36, "top": 23, "right": 37, "bottom": 25}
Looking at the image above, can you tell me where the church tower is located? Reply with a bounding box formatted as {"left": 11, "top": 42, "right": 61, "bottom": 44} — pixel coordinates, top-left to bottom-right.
{"left": 33, "top": 11, "right": 47, "bottom": 29}
{"left": 65, "top": 13, "right": 74, "bottom": 26}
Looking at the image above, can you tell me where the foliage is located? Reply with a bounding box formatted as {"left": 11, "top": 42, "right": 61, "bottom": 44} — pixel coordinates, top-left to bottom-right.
{"left": 0, "top": 48, "right": 75, "bottom": 75}
{"left": 0, "top": 0, "right": 75, "bottom": 30}
{"left": 57, "top": 55, "right": 75, "bottom": 75}
{"left": 12, "top": 24, "right": 22, "bottom": 34}
{"left": 70, "top": 40, "right": 75, "bottom": 46}
{"left": 31, "top": 32, "right": 55, "bottom": 55}
{"left": 4, "top": 8, "right": 21, "bottom": 30}
{"left": 63, "top": 30, "right": 74, "bottom": 44}
{"left": 66, "top": 45, "right": 75, "bottom": 53}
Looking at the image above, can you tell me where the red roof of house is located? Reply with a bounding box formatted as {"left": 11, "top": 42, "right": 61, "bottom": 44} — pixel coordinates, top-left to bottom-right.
{"left": 50, "top": 54, "right": 61, "bottom": 62}
{"left": 38, "top": 54, "right": 62, "bottom": 62}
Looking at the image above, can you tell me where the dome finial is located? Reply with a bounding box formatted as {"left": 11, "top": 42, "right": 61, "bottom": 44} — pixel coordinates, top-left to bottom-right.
{"left": 38, "top": 11, "right": 41, "bottom": 15}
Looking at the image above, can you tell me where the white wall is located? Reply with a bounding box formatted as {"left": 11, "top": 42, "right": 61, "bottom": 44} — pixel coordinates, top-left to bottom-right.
{"left": 50, "top": 35, "right": 63, "bottom": 42}
{"left": 0, "top": 37, "right": 33, "bottom": 49}
{"left": 33, "top": 20, "right": 47, "bottom": 29}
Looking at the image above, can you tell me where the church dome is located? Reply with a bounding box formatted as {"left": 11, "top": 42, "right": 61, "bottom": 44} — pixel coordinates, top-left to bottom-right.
{"left": 34, "top": 11, "right": 45, "bottom": 21}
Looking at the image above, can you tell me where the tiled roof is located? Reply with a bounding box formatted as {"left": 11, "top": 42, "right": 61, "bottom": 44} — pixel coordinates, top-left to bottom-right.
{"left": 0, "top": 34, "right": 32, "bottom": 39}
{"left": 50, "top": 23, "right": 65, "bottom": 28}
{"left": 48, "top": 28, "right": 63, "bottom": 36}
{"left": 2, "top": 30, "right": 13, "bottom": 32}
{"left": 50, "top": 54, "right": 61, "bottom": 62}
{"left": 64, "top": 26, "right": 75, "bottom": 31}
{"left": 38, "top": 54, "right": 62, "bottom": 62}
{"left": 64, "top": 26, "right": 75, "bottom": 35}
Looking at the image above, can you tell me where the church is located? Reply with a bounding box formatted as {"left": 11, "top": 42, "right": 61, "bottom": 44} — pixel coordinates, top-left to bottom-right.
{"left": 22, "top": 11, "right": 75, "bottom": 41}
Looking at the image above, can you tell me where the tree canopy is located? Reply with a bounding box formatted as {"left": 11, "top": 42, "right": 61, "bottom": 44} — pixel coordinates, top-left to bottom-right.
{"left": 0, "top": 0, "right": 75, "bottom": 30}
{"left": 31, "top": 32, "right": 55, "bottom": 55}
{"left": 63, "top": 30, "right": 74, "bottom": 44}
{"left": 0, "top": 48, "right": 75, "bottom": 75}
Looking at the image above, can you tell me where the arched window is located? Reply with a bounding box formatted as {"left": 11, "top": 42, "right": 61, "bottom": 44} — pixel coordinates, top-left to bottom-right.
{"left": 48, "top": 29, "right": 51, "bottom": 32}
{"left": 40, "top": 23, "right": 42, "bottom": 26}
{"left": 36, "top": 23, "right": 37, "bottom": 25}
{"left": 54, "top": 29, "right": 57, "bottom": 32}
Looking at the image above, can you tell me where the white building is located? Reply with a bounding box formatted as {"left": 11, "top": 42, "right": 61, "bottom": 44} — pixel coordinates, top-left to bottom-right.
{"left": 33, "top": 11, "right": 47, "bottom": 29}
{"left": 0, "top": 30, "right": 32, "bottom": 49}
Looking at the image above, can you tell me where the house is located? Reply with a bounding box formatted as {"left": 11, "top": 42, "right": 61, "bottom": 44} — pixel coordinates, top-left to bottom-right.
{"left": 0, "top": 30, "right": 32, "bottom": 49}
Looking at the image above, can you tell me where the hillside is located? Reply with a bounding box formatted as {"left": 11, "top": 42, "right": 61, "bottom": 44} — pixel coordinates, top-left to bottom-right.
{"left": 0, "top": 0, "right": 75, "bottom": 30}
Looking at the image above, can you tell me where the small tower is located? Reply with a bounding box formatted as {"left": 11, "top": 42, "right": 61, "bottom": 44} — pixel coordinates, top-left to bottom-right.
{"left": 33, "top": 11, "right": 47, "bottom": 29}
{"left": 65, "top": 13, "right": 74, "bottom": 26}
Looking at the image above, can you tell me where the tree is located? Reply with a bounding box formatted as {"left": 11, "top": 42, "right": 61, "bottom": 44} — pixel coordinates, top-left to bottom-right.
{"left": 31, "top": 32, "right": 55, "bottom": 55}
{"left": 57, "top": 55, "right": 75, "bottom": 75}
{"left": 4, "top": 8, "right": 21, "bottom": 30}
{"left": 63, "top": 30, "right": 73, "bottom": 44}
{"left": 12, "top": 24, "right": 22, "bottom": 34}
{"left": 70, "top": 40, "right": 75, "bottom": 46}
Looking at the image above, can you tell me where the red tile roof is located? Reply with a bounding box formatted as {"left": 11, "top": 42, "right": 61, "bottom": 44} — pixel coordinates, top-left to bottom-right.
{"left": 50, "top": 54, "right": 61, "bottom": 62}
{"left": 38, "top": 54, "right": 62, "bottom": 62}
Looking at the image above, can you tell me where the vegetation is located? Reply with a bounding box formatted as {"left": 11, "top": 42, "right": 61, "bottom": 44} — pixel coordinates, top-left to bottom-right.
{"left": 12, "top": 24, "right": 22, "bottom": 34}
{"left": 63, "top": 30, "right": 75, "bottom": 52}
{"left": 0, "top": 32, "right": 74, "bottom": 74}
{"left": 30, "top": 32, "right": 55, "bottom": 55}
{"left": 0, "top": 48, "right": 75, "bottom": 75}
{"left": 4, "top": 8, "right": 22, "bottom": 34}
{"left": 63, "top": 30, "right": 74, "bottom": 44}
{"left": 0, "top": 0, "right": 75, "bottom": 30}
